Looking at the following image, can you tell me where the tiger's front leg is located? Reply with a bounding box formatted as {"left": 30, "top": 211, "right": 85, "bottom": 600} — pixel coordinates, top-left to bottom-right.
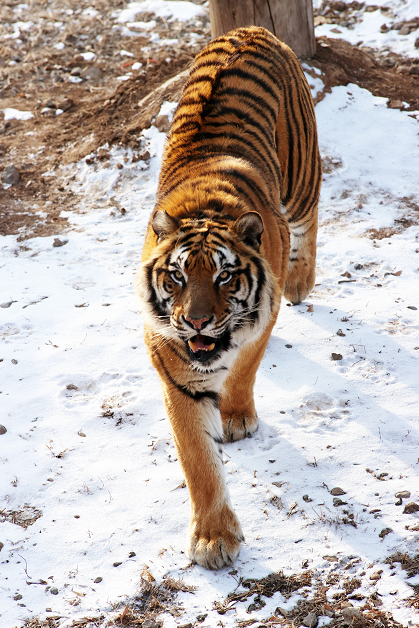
{"left": 160, "top": 380, "right": 244, "bottom": 569}
{"left": 220, "top": 318, "right": 278, "bottom": 442}
{"left": 283, "top": 209, "right": 318, "bottom": 305}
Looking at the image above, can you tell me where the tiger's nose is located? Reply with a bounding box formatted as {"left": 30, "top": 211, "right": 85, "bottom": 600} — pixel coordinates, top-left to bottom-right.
{"left": 184, "top": 315, "right": 210, "bottom": 330}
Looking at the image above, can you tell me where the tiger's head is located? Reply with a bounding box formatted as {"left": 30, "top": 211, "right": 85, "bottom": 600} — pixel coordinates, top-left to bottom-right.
{"left": 138, "top": 209, "right": 276, "bottom": 369}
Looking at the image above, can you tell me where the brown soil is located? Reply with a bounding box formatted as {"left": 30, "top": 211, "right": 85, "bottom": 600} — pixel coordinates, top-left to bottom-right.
{"left": 1, "top": 1, "right": 419, "bottom": 242}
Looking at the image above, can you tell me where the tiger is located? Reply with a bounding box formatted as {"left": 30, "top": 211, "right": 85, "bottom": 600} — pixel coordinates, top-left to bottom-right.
{"left": 137, "top": 26, "right": 321, "bottom": 570}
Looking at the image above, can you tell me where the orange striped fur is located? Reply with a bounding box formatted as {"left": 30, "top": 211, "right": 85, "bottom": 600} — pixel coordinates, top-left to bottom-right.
{"left": 137, "top": 26, "right": 321, "bottom": 569}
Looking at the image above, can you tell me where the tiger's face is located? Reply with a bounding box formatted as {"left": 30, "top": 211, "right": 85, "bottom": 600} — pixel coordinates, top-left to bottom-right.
{"left": 139, "top": 210, "right": 274, "bottom": 368}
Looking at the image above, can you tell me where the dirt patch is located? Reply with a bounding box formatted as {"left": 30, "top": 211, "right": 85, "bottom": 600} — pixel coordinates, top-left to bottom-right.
{"left": 0, "top": 505, "right": 42, "bottom": 528}
{"left": 1, "top": 1, "right": 419, "bottom": 244}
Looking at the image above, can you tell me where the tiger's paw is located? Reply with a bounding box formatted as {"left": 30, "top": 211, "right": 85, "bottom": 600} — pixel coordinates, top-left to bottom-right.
{"left": 187, "top": 507, "right": 244, "bottom": 570}
{"left": 283, "top": 262, "right": 315, "bottom": 305}
{"left": 221, "top": 411, "right": 258, "bottom": 442}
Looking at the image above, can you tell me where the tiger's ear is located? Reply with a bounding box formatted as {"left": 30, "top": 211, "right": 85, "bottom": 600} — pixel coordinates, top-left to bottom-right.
{"left": 152, "top": 210, "right": 179, "bottom": 240}
{"left": 233, "top": 212, "right": 264, "bottom": 249}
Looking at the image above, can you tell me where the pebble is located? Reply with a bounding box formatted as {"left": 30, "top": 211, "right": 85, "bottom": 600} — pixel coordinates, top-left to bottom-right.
{"left": 395, "top": 490, "right": 411, "bottom": 499}
{"left": 333, "top": 497, "right": 347, "bottom": 507}
{"left": 57, "top": 98, "right": 73, "bottom": 112}
{"left": 403, "top": 502, "right": 419, "bottom": 514}
{"left": 81, "top": 66, "right": 102, "bottom": 80}
{"left": 302, "top": 612, "right": 317, "bottom": 627}
{"left": 196, "top": 615, "right": 207, "bottom": 623}
{"left": 113, "top": 561, "right": 122, "bottom": 567}
{"left": 11, "top": 359, "right": 18, "bottom": 364}
{"left": 415, "top": 37, "right": 419, "bottom": 49}
{"left": 13, "top": 594, "right": 22, "bottom": 600}
{"left": 369, "top": 570, "right": 382, "bottom": 581}
{"left": 50, "top": 588, "right": 58, "bottom": 595}
{"left": 128, "top": 551, "right": 136, "bottom": 557}
{"left": 323, "top": 555, "right": 338, "bottom": 562}
{"left": 154, "top": 114, "right": 171, "bottom": 133}
{"left": 0, "top": 425, "right": 7, "bottom": 435}
{"left": 285, "top": 344, "right": 292, "bottom": 348}
{"left": 303, "top": 494, "right": 313, "bottom": 502}
{"left": 45, "top": 100, "right": 56, "bottom": 109}
{"left": 93, "top": 577, "right": 102, "bottom": 583}
{"left": 1, "top": 165, "right": 20, "bottom": 186}
{"left": 53, "top": 238, "right": 68, "bottom": 247}
{"left": 1, "top": 300, "right": 17, "bottom": 308}
{"left": 331, "top": 487, "right": 346, "bottom": 496}
{"left": 331, "top": 352, "right": 343, "bottom": 360}
{"left": 395, "top": 498, "right": 402, "bottom": 506}
{"left": 336, "top": 329, "right": 346, "bottom": 336}
{"left": 70, "top": 66, "right": 82, "bottom": 76}
{"left": 0, "top": 542, "right": 4, "bottom": 551}
{"left": 341, "top": 607, "right": 362, "bottom": 624}
{"left": 378, "top": 527, "right": 393, "bottom": 539}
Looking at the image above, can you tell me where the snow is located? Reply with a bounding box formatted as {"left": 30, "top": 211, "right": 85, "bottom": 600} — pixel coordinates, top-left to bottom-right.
{"left": 113, "top": 0, "right": 205, "bottom": 24}
{"left": 2, "top": 107, "right": 34, "bottom": 121}
{"left": 315, "top": 0, "right": 419, "bottom": 59}
{"left": 1, "top": 2, "right": 419, "bottom": 627}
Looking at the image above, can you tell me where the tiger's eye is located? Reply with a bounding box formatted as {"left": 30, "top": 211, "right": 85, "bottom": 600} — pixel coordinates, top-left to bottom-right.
{"left": 219, "top": 270, "right": 231, "bottom": 282}
{"left": 172, "top": 270, "right": 183, "bottom": 281}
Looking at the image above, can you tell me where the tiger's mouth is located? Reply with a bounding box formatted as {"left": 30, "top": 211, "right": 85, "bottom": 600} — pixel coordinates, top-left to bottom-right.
{"left": 186, "top": 331, "right": 230, "bottom": 363}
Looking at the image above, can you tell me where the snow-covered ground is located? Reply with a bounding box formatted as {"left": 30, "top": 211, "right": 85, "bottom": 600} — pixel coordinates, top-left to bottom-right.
{"left": 1, "top": 1, "right": 419, "bottom": 626}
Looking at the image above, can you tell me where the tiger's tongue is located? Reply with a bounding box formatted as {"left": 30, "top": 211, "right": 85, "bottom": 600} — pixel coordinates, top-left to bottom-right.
{"left": 188, "top": 334, "right": 215, "bottom": 353}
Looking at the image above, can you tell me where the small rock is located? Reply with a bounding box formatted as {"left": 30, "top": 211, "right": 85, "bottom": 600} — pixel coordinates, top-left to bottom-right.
{"left": 303, "top": 494, "right": 313, "bottom": 502}
{"left": 46, "top": 607, "right": 52, "bottom": 612}
{"left": 370, "top": 570, "right": 382, "bottom": 581}
{"left": 396, "top": 490, "right": 411, "bottom": 499}
{"left": 379, "top": 528, "right": 393, "bottom": 539}
{"left": 285, "top": 344, "right": 292, "bottom": 348}
{"left": 395, "top": 498, "right": 402, "bottom": 506}
{"left": 388, "top": 100, "right": 404, "bottom": 109}
{"left": 415, "top": 37, "right": 419, "bottom": 49}
{"left": 380, "top": 24, "right": 390, "bottom": 33}
{"left": 154, "top": 114, "right": 171, "bottom": 133}
{"left": 403, "top": 502, "right": 419, "bottom": 514}
{"left": 80, "top": 66, "right": 102, "bottom": 80}
{"left": 11, "top": 359, "right": 18, "bottom": 364}
{"left": 113, "top": 561, "right": 122, "bottom": 567}
{"left": 70, "top": 67, "right": 82, "bottom": 76}
{"left": 0, "top": 425, "right": 7, "bottom": 435}
{"left": 336, "top": 329, "right": 346, "bottom": 336}
{"left": 128, "top": 551, "right": 136, "bottom": 557}
{"left": 407, "top": 306, "right": 417, "bottom": 311}
{"left": 2, "top": 165, "right": 20, "bottom": 186}
{"left": 50, "top": 588, "right": 59, "bottom": 595}
{"left": 331, "top": 487, "right": 346, "bottom": 496}
{"left": 53, "top": 238, "right": 68, "bottom": 248}
{"left": 333, "top": 497, "right": 347, "bottom": 507}
{"left": 275, "top": 607, "right": 288, "bottom": 617}
{"left": 330, "top": 1, "right": 346, "bottom": 11}
{"left": 341, "top": 607, "right": 362, "bottom": 624}
{"left": 302, "top": 612, "right": 317, "bottom": 627}
{"left": 0, "top": 542, "right": 4, "bottom": 551}
{"left": 14, "top": 594, "right": 23, "bottom": 600}
{"left": 57, "top": 98, "right": 73, "bottom": 112}
{"left": 196, "top": 615, "right": 208, "bottom": 623}
{"left": 66, "top": 384, "right": 78, "bottom": 390}
{"left": 1, "top": 300, "right": 17, "bottom": 308}
{"left": 354, "top": 263, "right": 363, "bottom": 270}
{"left": 45, "top": 100, "right": 56, "bottom": 109}
{"left": 323, "top": 555, "right": 338, "bottom": 562}
{"left": 331, "top": 353, "right": 343, "bottom": 361}
{"left": 93, "top": 577, "right": 102, "bottom": 583}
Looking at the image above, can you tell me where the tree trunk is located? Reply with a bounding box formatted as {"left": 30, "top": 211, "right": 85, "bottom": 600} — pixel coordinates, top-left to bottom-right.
{"left": 208, "top": 0, "right": 315, "bottom": 58}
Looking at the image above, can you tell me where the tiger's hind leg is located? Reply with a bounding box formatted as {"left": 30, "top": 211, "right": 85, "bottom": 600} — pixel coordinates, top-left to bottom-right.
{"left": 283, "top": 207, "right": 318, "bottom": 305}
{"left": 220, "top": 319, "right": 277, "bottom": 442}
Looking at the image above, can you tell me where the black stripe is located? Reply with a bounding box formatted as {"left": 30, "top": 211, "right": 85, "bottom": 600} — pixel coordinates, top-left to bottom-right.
{"left": 154, "top": 349, "right": 220, "bottom": 407}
